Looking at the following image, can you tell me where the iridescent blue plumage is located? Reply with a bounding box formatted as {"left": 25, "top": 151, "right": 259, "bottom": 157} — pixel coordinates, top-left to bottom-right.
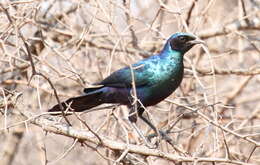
{"left": 49, "top": 32, "right": 204, "bottom": 125}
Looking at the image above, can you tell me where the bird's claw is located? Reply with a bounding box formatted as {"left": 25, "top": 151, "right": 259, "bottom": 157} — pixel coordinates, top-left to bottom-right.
{"left": 147, "top": 130, "right": 176, "bottom": 147}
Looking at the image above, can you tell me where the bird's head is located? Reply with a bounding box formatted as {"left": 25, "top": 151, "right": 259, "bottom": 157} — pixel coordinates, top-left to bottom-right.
{"left": 167, "top": 32, "right": 205, "bottom": 54}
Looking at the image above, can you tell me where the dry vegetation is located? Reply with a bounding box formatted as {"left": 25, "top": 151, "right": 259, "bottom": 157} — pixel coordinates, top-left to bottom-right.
{"left": 0, "top": 0, "right": 260, "bottom": 164}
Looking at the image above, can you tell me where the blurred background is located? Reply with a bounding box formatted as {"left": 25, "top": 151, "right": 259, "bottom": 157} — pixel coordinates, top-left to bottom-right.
{"left": 0, "top": 0, "right": 260, "bottom": 164}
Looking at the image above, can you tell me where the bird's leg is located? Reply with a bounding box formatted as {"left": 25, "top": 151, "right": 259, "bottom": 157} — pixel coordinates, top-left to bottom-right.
{"left": 128, "top": 104, "right": 175, "bottom": 147}
{"left": 136, "top": 107, "right": 163, "bottom": 145}
{"left": 136, "top": 107, "right": 160, "bottom": 136}
{"left": 130, "top": 122, "right": 155, "bottom": 148}
{"left": 128, "top": 106, "right": 156, "bottom": 148}
{"left": 128, "top": 104, "right": 159, "bottom": 136}
{"left": 135, "top": 107, "right": 176, "bottom": 146}
{"left": 129, "top": 105, "right": 162, "bottom": 147}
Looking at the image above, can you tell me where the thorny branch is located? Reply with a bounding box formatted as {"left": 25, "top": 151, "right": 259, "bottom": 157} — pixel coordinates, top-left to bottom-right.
{"left": 29, "top": 114, "right": 252, "bottom": 165}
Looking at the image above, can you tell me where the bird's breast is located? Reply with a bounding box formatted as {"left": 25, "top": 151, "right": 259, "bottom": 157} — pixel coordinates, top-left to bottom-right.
{"left": 149, "top": 60, "right": 183, "bottom": 85}
{"left": 138, "top": 61, "right": 184, "bottom": 106}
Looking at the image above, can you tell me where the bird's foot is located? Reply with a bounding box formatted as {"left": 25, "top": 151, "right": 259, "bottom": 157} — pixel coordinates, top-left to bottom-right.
{"left": 159, "top": 130, "right": 176, "bottom": 146}
{"left": 147, "top": 130, "right": 176, "bottom": 147}
{"left": 130, "top": 123, "right": 158, "bottom": 148}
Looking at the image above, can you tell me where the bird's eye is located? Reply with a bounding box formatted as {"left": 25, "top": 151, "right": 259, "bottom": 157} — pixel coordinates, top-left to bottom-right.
{"left": 179, "top": 36, "right": 186, "bottom": 42}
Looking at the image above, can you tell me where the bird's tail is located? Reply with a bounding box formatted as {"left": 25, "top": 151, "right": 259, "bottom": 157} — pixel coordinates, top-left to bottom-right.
{"left": 48, "top": 91, "right": 103, "bottom": 113}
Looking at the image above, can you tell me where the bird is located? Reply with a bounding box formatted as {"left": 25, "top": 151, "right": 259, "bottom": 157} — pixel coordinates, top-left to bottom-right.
{"left": 48, "top": 32, "right": 204, "bottom": 138}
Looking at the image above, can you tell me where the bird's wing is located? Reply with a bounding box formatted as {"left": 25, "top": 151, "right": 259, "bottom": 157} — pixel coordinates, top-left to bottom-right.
{"left": 96, "top": 61, "right": 153, "bottom": 88}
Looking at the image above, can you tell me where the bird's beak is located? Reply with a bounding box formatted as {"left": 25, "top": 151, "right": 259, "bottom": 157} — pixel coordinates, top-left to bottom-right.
{"left": 189, "top": 38, "right": 206, "bottom": 46}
